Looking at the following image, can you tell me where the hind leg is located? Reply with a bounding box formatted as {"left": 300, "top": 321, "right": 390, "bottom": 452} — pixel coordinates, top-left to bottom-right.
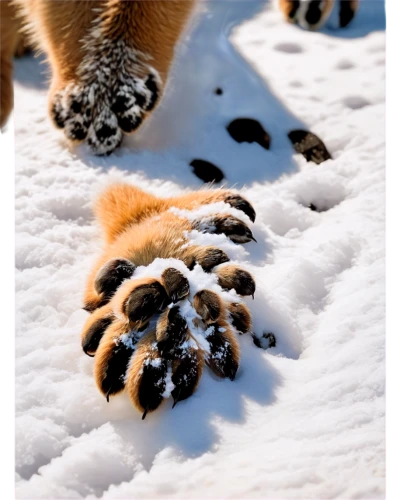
{"left": 28, "top": 0, "right": 195, "bottom": 154}
{"left": 0, "top": 0, "right": 25, "bottom": 128}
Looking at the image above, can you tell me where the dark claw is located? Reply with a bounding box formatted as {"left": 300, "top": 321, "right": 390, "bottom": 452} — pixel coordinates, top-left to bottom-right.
{"left": 106, "top": 387, "right": 112, "bottom": 403}
{"left": 228, "top": 366, "right": 237, "bottom": 381}
{"left": 142, "top": 407, "right": 149, "bottom": 420}
{"left": 172, "top": 388, "right": 181, "bottom": 409}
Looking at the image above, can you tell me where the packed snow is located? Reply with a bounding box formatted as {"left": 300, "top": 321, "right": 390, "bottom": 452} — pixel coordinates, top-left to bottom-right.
{"left": 13, "top": 0, "right": 385, "bottom": 498}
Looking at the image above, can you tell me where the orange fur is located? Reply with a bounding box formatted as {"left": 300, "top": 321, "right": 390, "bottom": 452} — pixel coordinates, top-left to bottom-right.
{"left": 1, "top": 0, "right": 195, "bottom": 146}
{"left": 80, "top": 182, "right": 257, "bottom": 414}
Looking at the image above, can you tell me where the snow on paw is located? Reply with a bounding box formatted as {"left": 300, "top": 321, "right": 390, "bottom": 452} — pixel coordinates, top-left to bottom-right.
{"left": 204, "top": 321, "right": 240, "bottom": 380}
{"left": 50, "top": 29, "right": 162, "bottom": 155}
{"left": 171, "top": 348, "right": 204, "bottom": 408}
{"left": 125, "top": 332, "right": 169, "bottom": 419}
{"left": 50, "top": 84, "right": 90, "bottom": 142}
{"left": 111, "top": 70, "right": 160, "bottom": 133}
{"left": 93, "top": 320, "right": 139, "bottom": 401}
{"left": 161, "top": 268, "right": 190, "bottom": 304}
{"left": 156, "top": 306, "right": 190, "bottom": 359}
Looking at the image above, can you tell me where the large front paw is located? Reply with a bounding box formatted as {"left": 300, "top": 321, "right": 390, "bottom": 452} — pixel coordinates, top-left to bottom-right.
{"left": 81, "top": 260, "right": 255, "bottom": 418}
{"left": 50, "top": 71, "right": 161, "bottom": 155}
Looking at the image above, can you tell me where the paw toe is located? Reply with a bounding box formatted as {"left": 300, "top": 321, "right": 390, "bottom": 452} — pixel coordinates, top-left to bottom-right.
{"left": 94, "top": 258, "right": 136, "bottom": 301}
{"left": 171, "top": 348, "right": 204, "bottom": 407}
{"left": 204, "top": 323, "right": 239, "bottom": 380}
{"left": 86, "top": 108, "right": 122, "bottom": 155}
{"left": 193, "top": 290, "right": 223, "bottom": 324}
{"left": 156, "top": 306, "right": 189, "bottom": 358}
{"left": 216, "top": 265, "right": 256, "bottom": 297}
{"left": 194, "top": 246, "right": 230, "bottom": 272}
{"left": 161, "top": 268, "right": 190, "bottom": 303}
{"left": 224, "top": 194, "right": 256, "bottom": 222}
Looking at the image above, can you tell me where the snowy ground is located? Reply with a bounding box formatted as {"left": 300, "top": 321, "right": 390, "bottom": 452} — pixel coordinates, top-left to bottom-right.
{"left": 13, "top": 0, "right": 385, "bottom": 498}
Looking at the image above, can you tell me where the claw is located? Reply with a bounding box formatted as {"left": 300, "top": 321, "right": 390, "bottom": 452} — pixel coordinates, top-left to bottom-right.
{"left": 142, "top": 407, "right": 149, "bottom": 420}
{"left": 250, "top": 236, "right": 257, "bottom": 243}
{"left": 106, "top": 387, "right": 112, "bottom": 403}
{"left": 172, "top": 388, "right": 181, "bottom": 409}
{"left": 228, "top": 366, "right": 237, "bottom": 381}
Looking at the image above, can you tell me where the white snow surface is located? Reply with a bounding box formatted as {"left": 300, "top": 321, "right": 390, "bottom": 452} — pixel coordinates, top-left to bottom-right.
{"left": 14, "top": 0, "right": 385, "bottom": 498}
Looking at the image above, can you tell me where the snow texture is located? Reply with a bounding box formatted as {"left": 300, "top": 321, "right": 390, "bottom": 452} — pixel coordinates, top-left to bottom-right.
{"left": 14, "top": 0, "right": 385, "bottom": 498}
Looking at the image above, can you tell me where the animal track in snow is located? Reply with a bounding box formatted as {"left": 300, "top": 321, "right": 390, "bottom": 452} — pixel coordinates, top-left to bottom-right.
{"left": 273, "top": 42, "right": 303, "bottom": 54}
{"left": 343, "top": 96, "right": 370, "bottom": 110}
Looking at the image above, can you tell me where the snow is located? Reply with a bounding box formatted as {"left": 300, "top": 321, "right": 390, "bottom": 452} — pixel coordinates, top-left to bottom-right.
{"left": 13, "top": 0, "right": 385, "bottom": 498}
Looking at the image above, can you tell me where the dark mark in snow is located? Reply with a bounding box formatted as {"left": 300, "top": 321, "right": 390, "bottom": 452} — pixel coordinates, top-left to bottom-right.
{"left": 227, "top": 118, "right": 271, "bottom": 150}
{"left": 288, "top": 129, "right": 331, "bottom": 164}
{"left": 190, "top": 159, "right": 225, "bottom": 183}
{"left": 252, "top": 332, "right": 276, "bottom": 350}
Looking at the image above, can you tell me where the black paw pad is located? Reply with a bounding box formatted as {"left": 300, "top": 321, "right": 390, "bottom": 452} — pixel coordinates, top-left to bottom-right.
{"left": 227, "top": 118, "right": 271, "bottom": 150}
{"left": 224, "top": 194, "right": 256, "bottom": 223}
{"left": 190, "top": 159, "right": 225, "bottom": 184}
{"left": 288, "top": 0, "right": 300, "bottom": 20}
{"left": 88, "top": 110, "right": 122, "bottom": 155}
{"left": 288, "top": 130, "right": 331, "bottom": 164}
{"left": 305, "top": 0, "right": 323, "bottom": 26}
{"left": 339, "top": 0, "right": 357, "bottom": 28}
{"left": 144, "top": 74, "right": 159, "bottom": 112}
{"left": 161, "top": 268, "right": 190, "bottom": 303}
{"left": 94, "top": 258, "right": 136, "bottom": 300}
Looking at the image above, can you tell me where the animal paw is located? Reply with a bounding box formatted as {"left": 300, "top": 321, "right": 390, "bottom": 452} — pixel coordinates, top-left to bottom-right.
{"left": 50, "top": 70, "right": 160, "bottom": 155}
{"left": 81, "top": 261, "right": 255, "bottom": 418}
